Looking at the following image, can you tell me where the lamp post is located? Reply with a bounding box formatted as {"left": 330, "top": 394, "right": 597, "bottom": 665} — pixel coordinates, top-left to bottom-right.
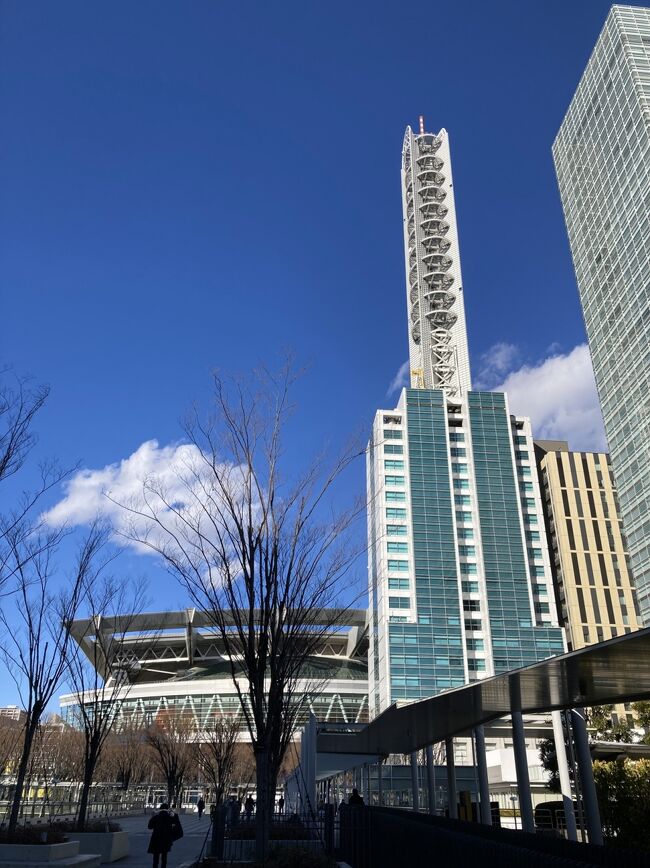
{"left": 510, "top": 794, "right": 518, "bottom": 830}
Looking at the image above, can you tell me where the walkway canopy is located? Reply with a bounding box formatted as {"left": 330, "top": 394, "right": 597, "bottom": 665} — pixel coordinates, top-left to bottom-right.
{"left": 317, "top": 627, "right": 650, "bottom": 765}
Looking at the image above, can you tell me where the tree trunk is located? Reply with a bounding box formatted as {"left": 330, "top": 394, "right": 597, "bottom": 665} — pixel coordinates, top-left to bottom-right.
{"left": 7, "top": 717, "right": 39, "bottom": 835}
{"left": 255, "top": 748, "right": 271, "bottom": 864}
{"left": 77, "top": 759, "right": 97, "bottom": 831}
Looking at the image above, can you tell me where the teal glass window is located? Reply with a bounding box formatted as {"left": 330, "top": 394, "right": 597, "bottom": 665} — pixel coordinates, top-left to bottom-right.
{"left": 468, "top": 658, "right": 486, "bottom": 671}
{"left": 516, "top": 450, "right": 530, "bottom": 460}
{"left": 459, "top": 545, "right": 476, "bottom": 556}
{"left": 458, "top": 528, "right": 474, "bottom": 539}
{"left": 452, "top": 463, "right": 468, "bottom": 474}
{"left": 528, "top": 547, "right": 542, "bottom": 559}
{"left": 524, "top": 515, "right": 538, "bottom": 525}
{"left": 534, "top": 601, "right": 550, "bottom": 614}
{"left": 466, "top": 638, "right": 484, "bottom": 650}
{"left": 455, "top": 494, "right": 471, "bottom": 506}
{"left": 531, "top": 566, "right": 546, "bottom": 577}
{"left": 383, "top": 429, "right": 403, "bottom": 439}
{"left": 388, "top": 577, "right": 410, "bottom": 589}
{"left": 386, "top": 508, "right": 406, "bottom": 519}
{"left": 463, "top": 598, "right": 480, "bottom": 611}
{"left": 462, "top": 580, "right": 479, "bottom": 593}
{"left": 521, "top": 482, "right": 534, "bottom": 492}
{"left": 385, "top": 475, "right": 404, "bottom": 485}
{"left": 523, "top": 497, "right": 536, "bottom": 508}
{"left": 384, "top": 460, "right": 404, "bottom": 470}
{"left": 384, "top": 444, "right": 403, "bottom": 454}
{"left": 451, "top": 447, "right": 467, "bottom": 457}
{"left": 387, "top": 542, "right": 408, "bottom": 553}
{"left": 386, "top": 524, "right": 407, "bottom": 536}
{"left": 526, "top": 530, "right": 540, "bottom": 541}
{"left": 389, "top": 596, "right": 410, "bottom": 609}
{"left": 532, "top": 583, "right": 548, "bottom": 595}
{"left": 449, "top": 432, "right": 465, "bottom": 442}
{"left": 456, "top": 510, "right": 472, "bottom": 522}
{"left": 515, "top": 435, "right": 527, "bottom": 445}
{"left": 520, "top": 466, "right": 532, "bottom": 477}
{"left": 387, "top": 559, "right": 409, "bottom": 571}
{"left": 454, "top": 479, "right": 470, "bottom": 490}
{"left": 460, "top": 563, "right": 478, "bottom": 575}
{"left": 386, "top": 491, "right": 406, "bottom": 502}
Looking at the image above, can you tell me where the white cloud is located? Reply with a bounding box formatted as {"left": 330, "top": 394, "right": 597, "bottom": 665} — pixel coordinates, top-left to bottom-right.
{"left": 474, "top": 342, "right": 519, "bottom": 390}
{"left": 387, "top": 360, "right": 410, "bottom": 395}
{"left": 42, "top": 439, "right": 226, "bottom": 556}
{"left": 493, "top": 343, "right": 607, "bottom": 452}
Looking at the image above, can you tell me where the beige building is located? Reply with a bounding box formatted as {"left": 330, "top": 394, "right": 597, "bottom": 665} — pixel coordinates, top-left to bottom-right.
{"left": 536, "top": 441, "right": 640, "bottom": 652}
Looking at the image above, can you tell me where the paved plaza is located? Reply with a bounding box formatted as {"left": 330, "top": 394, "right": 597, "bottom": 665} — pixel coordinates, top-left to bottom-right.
{"left": 115, "top": 813, "right": 211, "bottom": 868}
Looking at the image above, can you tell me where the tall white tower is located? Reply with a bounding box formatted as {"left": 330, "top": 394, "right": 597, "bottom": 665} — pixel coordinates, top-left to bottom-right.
{"left": 401, "top": 118, "right": 471, "bottom": 395}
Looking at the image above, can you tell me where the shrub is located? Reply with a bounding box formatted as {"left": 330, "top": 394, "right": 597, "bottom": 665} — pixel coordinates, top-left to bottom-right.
{"left": 0, "top": 826, "right": 68, "bottom": 845}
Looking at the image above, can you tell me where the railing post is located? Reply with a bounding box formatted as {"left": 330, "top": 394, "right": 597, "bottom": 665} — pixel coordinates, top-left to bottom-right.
{"left": 445, "top": 738, "right": 457, "bottom": 819}
{"left": 324, "top": 802, "right": 335, "bottom": 854}
{"left": 425, "top": 744, "right": 436, "bottom": 814}
{"left": 410, "top": 752, "right": 420, "bottom": 811}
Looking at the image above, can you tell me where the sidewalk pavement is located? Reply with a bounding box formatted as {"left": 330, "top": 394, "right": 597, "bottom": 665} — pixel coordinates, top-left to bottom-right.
{"left": 114, "top": 813, "right": 212, "bottom": 868}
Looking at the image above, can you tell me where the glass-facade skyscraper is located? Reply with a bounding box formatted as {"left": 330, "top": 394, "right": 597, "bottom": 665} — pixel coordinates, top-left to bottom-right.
{"left": 367, "top": 122, "right": 565, "bottom": 717}
{"left": 553, "top": 6, "right": 650, "bottom": 623}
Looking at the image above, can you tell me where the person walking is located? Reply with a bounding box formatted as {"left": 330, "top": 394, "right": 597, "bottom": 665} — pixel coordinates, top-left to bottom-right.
{"left": 244, "top": 794, "right": 255, "bottom": 821}
{"left": 348, "top": 788, "right": 365, "bottom": 806}
{"left": 147, "top": 803, "right": 183, "bottom": 868}
{"left": 197, "top": 797, "right": 205, "bottom": 820}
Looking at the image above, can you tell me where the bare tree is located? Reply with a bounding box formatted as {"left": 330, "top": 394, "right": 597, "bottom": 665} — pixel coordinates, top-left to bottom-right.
{"left": 117, "top": 367, "right": 364, "bottom": 859}
{"left": 64, "top": 575, "right": 152, "bottom": 830}
{"left": 0, "top": 525, "right": 105, "bottom": 834}
{"left": 146, "top": 710, "right": 197, "bottom": 806}
{"left": 196, "top": 714, "right": 240, "bottom": 806}
{"left": 0, "top": 716, "right": 22, "bottom": 778}
{"left": 100, "top": 721, "right": 151, "bottom": 791}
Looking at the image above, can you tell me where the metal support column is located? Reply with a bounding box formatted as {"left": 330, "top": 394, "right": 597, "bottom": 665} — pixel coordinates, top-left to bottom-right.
{"left": 425, "top": 744, "right": 436, "bottom": 815}
{"left": 511, "top": 711, "right": 534, "bottom": 833}
{"left": 366, "top": 764, "right": 371, "bottom": 805}
{"left": 377, "top": 760, "right": 383, "bottom": 806}
{"left": 410, "top": 751, "right": 420, "bottom": 811}
{"left": 445, "top": 738, "right": 457, "bottom": 819}
{"left": 571, "top": 708, "right": 603, "bottom": 845}
{"left": 552, "top": 710, "right": 578, "bottom": 841}
{"left": 474, "top": 726, "right": 492, "bottom": 825}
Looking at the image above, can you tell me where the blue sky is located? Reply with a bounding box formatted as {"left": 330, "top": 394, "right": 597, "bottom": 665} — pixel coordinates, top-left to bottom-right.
{"left": 0, "top": 1, "right": 630, "bottom": 702}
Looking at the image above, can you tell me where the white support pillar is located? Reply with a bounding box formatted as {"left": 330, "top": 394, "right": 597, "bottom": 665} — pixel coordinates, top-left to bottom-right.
{"left": 445, "top": 738, "right": 457, "bottom": 819}
{"left": 551, "top": 711, "right": 578, "bottom": 841}
{"left": 570, "top": 709, "right": 603, "bottom": 845}
{"left": 511, "top": 711, "right": 534, "bottom": 833}
{"left": 474, "top": 726, "right": 492, "bottom": 825}
{"left": 410, "top": 751, "right": 420, "bottom": 811}
{"left": 425, "top": 745, "right": 436, "bottom": 815}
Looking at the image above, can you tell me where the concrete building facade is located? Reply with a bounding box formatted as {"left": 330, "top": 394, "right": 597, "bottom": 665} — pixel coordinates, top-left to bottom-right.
{"left": 553, "top": 5, "right": 650, "bottom": 622}
{"left": 535, "top": 440, "right": 640, "bottom": 650}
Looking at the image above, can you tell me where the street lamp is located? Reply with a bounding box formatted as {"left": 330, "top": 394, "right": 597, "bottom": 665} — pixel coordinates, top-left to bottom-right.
{"left": 510, "top": 793, "right": 518, "bottom": 830}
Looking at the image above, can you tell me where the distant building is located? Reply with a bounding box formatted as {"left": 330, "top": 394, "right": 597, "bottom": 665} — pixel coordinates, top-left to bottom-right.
{"left": 535, "top": 441, "right": 640, "bottom": 650}
{"left": 553, "top": 5, "right": 650, "bottom": 623}
{"left": 0, "top": 706, "right": 26, "bottom": 724}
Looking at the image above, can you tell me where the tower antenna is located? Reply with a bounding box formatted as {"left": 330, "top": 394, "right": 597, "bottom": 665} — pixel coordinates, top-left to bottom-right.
{"left": 419, "top": 115, "right": 425, "bottom": 135}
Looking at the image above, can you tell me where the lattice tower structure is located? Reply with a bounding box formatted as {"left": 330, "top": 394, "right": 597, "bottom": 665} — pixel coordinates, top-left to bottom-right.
{"left": 401, "top": 124, "right": 471, "bottom": 396}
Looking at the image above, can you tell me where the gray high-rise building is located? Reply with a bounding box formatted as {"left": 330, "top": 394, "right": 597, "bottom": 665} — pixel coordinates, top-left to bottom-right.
{"left": 553, "top": 5, "right": 650, "bottom": 622}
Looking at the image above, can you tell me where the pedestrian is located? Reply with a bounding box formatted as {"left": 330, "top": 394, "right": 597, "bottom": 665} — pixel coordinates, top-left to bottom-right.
{"left": 277, "top": 795, "right": 285, "bottom": 814}
{"left": 197, "top": 796, "right": 205, "bottom": 820}
{"left": 147, "top": 803, "right": 183, "bottom": 868}
{"left": 244, "top": 794, "right": 255, "bottom": 821}
{"left": 348, "top": 788, "right": 364, "bottom": 806}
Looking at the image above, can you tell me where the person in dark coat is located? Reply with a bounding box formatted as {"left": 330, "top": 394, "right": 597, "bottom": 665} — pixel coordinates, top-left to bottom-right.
{"left": 197, "top": 797, "right": 205, "bottom": 820}
{"left": 348, "top": 788, "right": 364, "bottom": 806}
{"left": 147, "top": 803, "right": 183, "bottom": 868}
